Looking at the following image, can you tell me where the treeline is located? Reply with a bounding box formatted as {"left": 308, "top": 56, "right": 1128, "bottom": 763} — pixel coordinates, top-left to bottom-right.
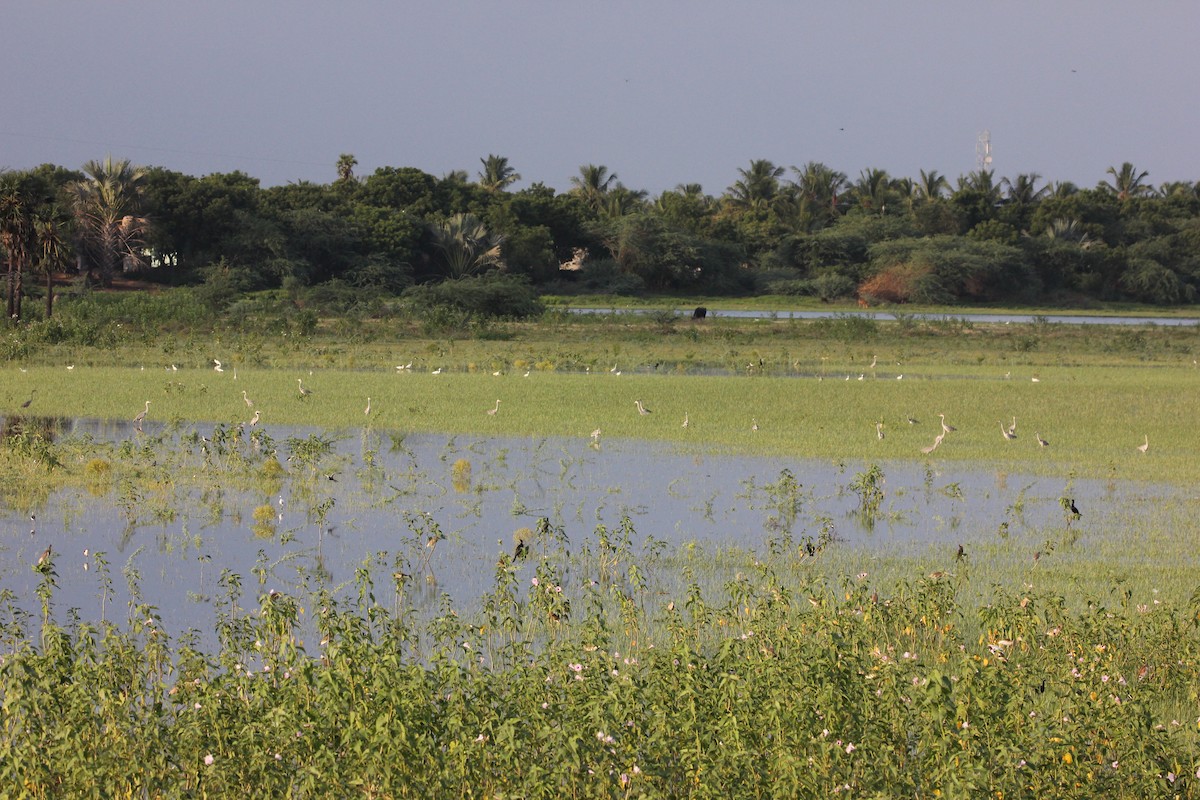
{"left": 4, "top": 155, "right": 1200, "bottom": 320}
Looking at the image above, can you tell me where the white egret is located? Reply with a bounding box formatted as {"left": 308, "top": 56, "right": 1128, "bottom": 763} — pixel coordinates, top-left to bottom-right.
{"left": 1137, "top": 435, "right": 1149, "bottom": 454}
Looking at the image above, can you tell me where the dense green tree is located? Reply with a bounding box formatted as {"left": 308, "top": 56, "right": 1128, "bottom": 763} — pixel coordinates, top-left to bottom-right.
{"left": 1, "top": 171, "right": 37, "bottom": 319}
{"left": 915, "top": 169, "right": 950, "bottom": 202}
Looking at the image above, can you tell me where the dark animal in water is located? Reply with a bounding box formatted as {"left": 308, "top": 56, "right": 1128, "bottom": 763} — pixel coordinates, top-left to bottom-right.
{"left": 692, "top": 306, "right": 707, "bottom": 319}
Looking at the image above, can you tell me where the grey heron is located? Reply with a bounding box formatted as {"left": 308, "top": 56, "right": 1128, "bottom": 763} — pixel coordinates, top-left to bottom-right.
{"left": 298, "top": 379, "right": 313, "bottom": 398}
{"left": 921, "top": 432, "right": 945, "bottom": 454}
{"left": 938, "top": 414, "right": 957, "bottom": 434}
{"left": 242, "top": 390, "right": 253, "bottom": 408}
{"left": 875, "top": 421, "right": 884, "bottom": 440}
{"left": 634, "top": 400, "right": 651, "bottom": 415}
{"left": 20, "top": 389, "right": 35, "bottom": 408}
{"left": 134, "top": 400, "right": 150, "bottom": 430}
{"left": 753, "top": 418, "right": 760, "bottom": 432}
{"left": 1035, "top": 432, "right": 1049, "bottom": 447}
{"left": 213, "top": 359, "right": 224, "bottom": 373}
{"left": 487, "top": 399, "right": 500, "bottom": 416}
{"left": 682, "top": 412, "right": 689, "bottom": 428}
{"left": 1137, "top": 435, "right": 1148, "bottom": 454}
{"left": 1000, "top": 421, "right": 1016, "bottom": 440}
{"left": 365, "top": 397, "right": 372, "bottom": 416}
{"left": 249, "top": 410, "right": 261, "bottom": 427}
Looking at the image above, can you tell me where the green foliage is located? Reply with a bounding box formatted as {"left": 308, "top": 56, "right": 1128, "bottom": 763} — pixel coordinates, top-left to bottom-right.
{"left": 403, "top": 272, "right": 545, "bottom": 322}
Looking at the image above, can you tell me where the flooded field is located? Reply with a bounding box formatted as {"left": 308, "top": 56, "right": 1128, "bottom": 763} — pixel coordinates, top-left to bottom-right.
{"left": 0, "top": 417, "right": 1179, "bottom": 639}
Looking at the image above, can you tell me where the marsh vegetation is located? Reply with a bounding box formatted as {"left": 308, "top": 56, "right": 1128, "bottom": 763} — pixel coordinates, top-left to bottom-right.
{"left": 2, "top": 303, "right": 1200, "bottom": 796}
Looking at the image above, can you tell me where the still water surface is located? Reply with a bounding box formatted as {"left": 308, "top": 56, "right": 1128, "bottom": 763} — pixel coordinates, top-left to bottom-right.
{"left": 0, "top": 419, "right": 1173, "bottom": 639}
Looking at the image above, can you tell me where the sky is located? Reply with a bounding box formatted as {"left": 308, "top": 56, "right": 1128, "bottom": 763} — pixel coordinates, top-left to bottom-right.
{"left": 3, "top": 2, "right": 1198, "bottom": 196}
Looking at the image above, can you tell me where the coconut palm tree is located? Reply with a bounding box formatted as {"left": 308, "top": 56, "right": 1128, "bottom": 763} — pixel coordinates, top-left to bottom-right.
{"left": 792, "top": 161, "right": 848, "bottom": 215}
{"left": 570, "top": 164, "right": 619, "bottom": 211}
{"left": 478, "top": 154, "right": 521, "bottom": 193}
{"left": 725, "top": 159, "right": 785, "bottom": 210}
{"left": 428, "top": 213, "right": 505, "bottom": 279}
{"left": 1102, "top": 162, "right": 1151, "bottom": 201}
{"left": 915, "top": 169, "right": 950, "bottom": 202}
{"left": 1001, "top": 173, "right": 1049, "bottom": 204}
{"left": 68, "top": 157, "right": 150, "bottom": 286}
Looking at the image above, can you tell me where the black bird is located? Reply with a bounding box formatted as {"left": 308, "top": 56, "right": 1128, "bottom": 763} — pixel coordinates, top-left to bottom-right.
{"left": 1069, "top": 499, "right": 1081, "bottom": 518}
{"left": 20, "top": 389, "right": 36, "bottom": 408}
{"left": 513, "top": 540, "right": 529, "bottom": 561}
{"left": 955, "top": 544, "right": 965, "bottom": 562}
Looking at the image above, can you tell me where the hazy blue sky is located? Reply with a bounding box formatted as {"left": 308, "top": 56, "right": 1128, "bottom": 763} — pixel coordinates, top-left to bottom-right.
{"left": 3, "top": 2, "right": 1197, "bottom": 195}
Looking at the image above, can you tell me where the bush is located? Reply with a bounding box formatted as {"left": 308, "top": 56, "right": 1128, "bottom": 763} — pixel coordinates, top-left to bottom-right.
{"left": 402, "top": 272, "right": 544, "bottom": 320}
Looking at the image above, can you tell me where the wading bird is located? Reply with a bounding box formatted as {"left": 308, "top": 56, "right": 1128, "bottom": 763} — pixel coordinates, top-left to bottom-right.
{"left": 1069, "top": 499, "right": 1081, "bottom": 518}
{"left": 875, "top": 421, "right": 884, "bottom": 440}
{"left": 20, "top": 389, "right": 35, "bottom": 408}
{"left": 753, "top": 418, "right": 760, "bottom": 432}
{"left": 634, "top": 400, "right": 651, "bottom": 415}
{"left": 249, "top": 410, "right": 260, "bottom": 426}
{"left": 1000, "top": 421, "right": 1016, "bottom": 440}
{"left": 487, "top": 399, "right": 500, "bottom": 416}
{"left": 681, "top": 412, "right": 689, "bottom": 428}
{"left": 907, "top": 414, "right": 918, "bottom": 425}
{"left": 431, "top": 367, "right": 442, "bottom": 375}
{"left": 590, "top": 429, "right": 602, "bottom": 446}
{"left": 365, "top": 397, "right": 372, "bottom": 416}
{"left": 1035, "top": 432, "right": 1049, "bottom": 447}
{"left": 869, "top": 355, "right": 878, "bottom": 369}
{"left": 1008, "top": 417, "right": 1017, "bottom": 437}
{"left": 36, "top": 545, "right": 52, "bottom": 570}
{"left": 1137, "top": 435, "right": 1149, "bottom": 454}
{"left": 242, "top": 390, "right": 253, "bottom": 408}
{"left": 134, "top": 400, "right": 150, "bottom": 430}
{"left": 938, "top": 414, "right": 956, "bottom": 434}
{"left": 921, "top": 432, "right": 945, "bottom": 454}
{"left": 213, "top": 359, "right": 224, "bottom": 373}
{"left": 297, "top": 379, "right": 313, "bottom": 398}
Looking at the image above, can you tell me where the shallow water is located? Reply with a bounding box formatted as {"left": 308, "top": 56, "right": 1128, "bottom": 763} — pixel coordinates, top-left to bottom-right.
{"left": 0, "top": 418, "right": 1175, "bottom": 641}
{"left": 570, "top": 307, "right": 1200, "bottom": 327}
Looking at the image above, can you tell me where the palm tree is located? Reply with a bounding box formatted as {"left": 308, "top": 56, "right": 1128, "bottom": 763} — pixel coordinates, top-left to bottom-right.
{"left": 725, "top": 159, "right": 785, "bottom": 210}
{"left": 570, "top": 164, "right": 619, "bottom": 211}
{"left": 851, "top": 168, "right": 897, "bottom": 214}
{"left": 428, "top": 213, "right": 505, "bottom": 279}
{"left": 478, "top": 154, "right": 521, "bottom": 193}
{"left": 1102, "top": 162, "right": 1151, "bottom": 201}
{"left": 1001, "top": 173, "right": 1049, "bottom": 204}
{"left": 68, "top": 157, "right": 149, "bottom": 286}
{"left": 791, "top": 161, "right": 847, "bottom": 216}
{"left": 915, "top": 169, "right": 950, "bottom": 202}
{"left": 0, "top": 171, "right": 35, "bottom": 319}
{"left": 33, "top": 203, "right": 71, "bottom": 318}
{"left": 336, "top": 153, "right": 358, "bottom": 183}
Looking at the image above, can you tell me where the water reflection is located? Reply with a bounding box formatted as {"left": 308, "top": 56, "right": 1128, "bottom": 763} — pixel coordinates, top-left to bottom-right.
{"left": 0, "top": 421, "right": 1180, "bottom": 640}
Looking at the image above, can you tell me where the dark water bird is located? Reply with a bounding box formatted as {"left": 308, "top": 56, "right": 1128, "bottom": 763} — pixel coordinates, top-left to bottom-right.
{"left": 20, "top": 389, "right": 36, "bottom": 408}
{"left": 956, "top": 544, "right": 965, "bottom": 562}
{"left": 513, "top": 540, "right": 528, "bottom": 561}
{"left": 1068, "top": 499, "right": 1081, "bottom": 518}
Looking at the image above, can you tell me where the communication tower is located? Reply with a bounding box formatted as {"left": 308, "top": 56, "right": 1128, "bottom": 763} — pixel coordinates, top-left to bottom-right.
{"left": 976, "top": 130, "right": 993, "bottom": 173}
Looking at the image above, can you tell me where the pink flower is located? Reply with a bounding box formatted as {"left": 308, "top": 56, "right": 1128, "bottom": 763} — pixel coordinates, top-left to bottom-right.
{"left": 204, "top": 754, "right": 215, "bottom": 766}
